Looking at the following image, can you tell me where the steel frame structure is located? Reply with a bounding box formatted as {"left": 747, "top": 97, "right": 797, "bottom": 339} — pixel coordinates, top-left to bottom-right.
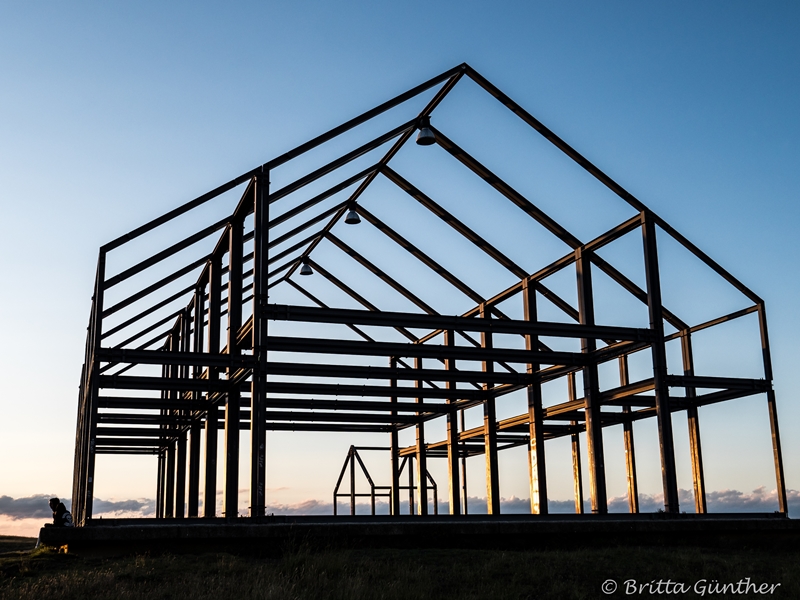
{"left": 71, "top": 63, "right": 788, "bottom": 525}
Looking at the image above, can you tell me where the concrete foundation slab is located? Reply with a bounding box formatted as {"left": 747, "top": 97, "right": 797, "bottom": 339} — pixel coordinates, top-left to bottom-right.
{"left": 38, "top": 514, "right": 799, "bottom": 556}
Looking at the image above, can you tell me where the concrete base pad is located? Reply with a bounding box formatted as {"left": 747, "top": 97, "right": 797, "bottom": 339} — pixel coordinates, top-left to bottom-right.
{"left": 38, "top": 513, "right": 799, "bottom": 556}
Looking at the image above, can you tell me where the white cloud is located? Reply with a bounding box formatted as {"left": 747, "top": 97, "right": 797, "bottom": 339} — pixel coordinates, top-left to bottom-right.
{"left": 2, "top": 487, "right": 796, "bottom": 530}
{"left": 0, "top": 494, "right": 61, "bottom": 519}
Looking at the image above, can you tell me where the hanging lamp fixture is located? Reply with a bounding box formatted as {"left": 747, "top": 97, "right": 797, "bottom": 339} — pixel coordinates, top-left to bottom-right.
{"left": 415, "top": 116, "right": 435, "bottom": 146}
{"left": 345, "top": 205, "right": 361, "bottom": 224}
{"left": 299, "top": 260, "right": 313, "bottom": 276}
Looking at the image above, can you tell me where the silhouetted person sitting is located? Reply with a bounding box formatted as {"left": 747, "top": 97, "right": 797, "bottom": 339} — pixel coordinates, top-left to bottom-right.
{"left": 48, "top": 497, "right": 74, "bottom": 527}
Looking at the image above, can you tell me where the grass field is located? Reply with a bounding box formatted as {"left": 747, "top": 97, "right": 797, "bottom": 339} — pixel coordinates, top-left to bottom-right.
{"left": 1, "top": 535, "right": 798, "bottom": 599}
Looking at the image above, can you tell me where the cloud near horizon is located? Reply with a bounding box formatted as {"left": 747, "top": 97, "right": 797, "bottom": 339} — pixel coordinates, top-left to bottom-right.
{"left": 2, "top": 488, "right": 797, "bottom": 520}
{"left": 0, "top": 494, "right": 155, "bottom": 520}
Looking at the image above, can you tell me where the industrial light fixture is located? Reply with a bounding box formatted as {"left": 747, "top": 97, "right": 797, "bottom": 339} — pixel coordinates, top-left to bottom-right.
{"left": 344, "top": 206, "right": 361, "bottom": 224}
{"left": 415, "top": 116, "right": 435, "bottom": 146}
{"left": 299, "top": 261, "right": 313, "bottom": 276}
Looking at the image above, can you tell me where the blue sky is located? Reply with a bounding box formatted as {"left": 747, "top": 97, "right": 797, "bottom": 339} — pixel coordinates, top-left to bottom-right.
{"left": 1, "top": 1, "right": 799, "bottom": 534}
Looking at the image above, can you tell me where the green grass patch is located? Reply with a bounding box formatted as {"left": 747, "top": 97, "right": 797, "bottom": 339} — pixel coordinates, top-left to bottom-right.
{"left": 0, "top": 543, "right": 797, "bottom": 599}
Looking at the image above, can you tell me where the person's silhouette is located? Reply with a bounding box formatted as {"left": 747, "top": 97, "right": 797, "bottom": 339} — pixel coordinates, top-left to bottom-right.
{"left": 48, "top": 497, "right": 74, "bottom": 527}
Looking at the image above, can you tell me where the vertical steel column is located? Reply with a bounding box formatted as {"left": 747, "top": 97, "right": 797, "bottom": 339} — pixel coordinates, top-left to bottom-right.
{"left": 619, "top": 356, "right": 639, "bottom": 513}
{"left": 161, "top": 448, "right": 170, "bottom": 519}
{"left": 444, "top": 331, "right": 461, "bottom": 515}
{"left": 757, "top": 303, "right": 788, "bottom": 514}
{"left": 480, "top": 303, "right": 501, "bottom": 514}
{"left": 250, "top": 171, "right": 268, "bottom": 518}
{"left": 460, "top": 409, "right": 468, "bottom": 514}
{"left": 389, "top": 357, "right": 401, "bottom": 516}
{"left": 408, "top": 455, "right": 415, "bottom": 514}
{"left": 156, "top": 450, "right": 164, "bottom": 519}
{"left": 165, "top": 441, "right": 175, "bottom": 518}
{"left": 158, "top": 362, "right": 168, "bottom": 519}
{"left": 681, "top": 332, "right": 706, "bottom": 513}
{"left": 72, "top": 317, "right": 92, "bottom": 524}
{"left": 522, "top": 280, "right": 547, "bottom": 514}
{"left": 641, "top": 213, "right": 679, "bottom": 513}
{"left": 576, "top": 248, "right": 607, "bottom": 514}
{"left": 175, "top": 431, "right": 187, "bottom": 519}
{"left": 567, "top": 373, "right": 584, "bottom": 514}
{"left": 415, "top": 356, "right": 428, "bottom": 515}
{"left": 165, "top": 330, "right": 178, "bottom": 519}
{"left": 71, "top": 384, "right": 85, "bottom": 524}
{"left": 204, "top": 261, "right": 221, "bottom": 517}
{"left": 223, "top": 219, "right": 243, "bottom": 519}
{"left": 73, "top": 308, "right": 94, "bottom": 524}
{"left": 187, "top": 428, "right": 202, "bottom": 518}
{"left": 350, "top": 446, "right": 356, "bottom": 516}
{"left": 174, "top": 313, "right": 190, "bottom": 519}
{"left": 83, "top": 252, "right": 106, "bottom": 523}
{"left": 188, "top": 287, "right": 204, "bottom": 518}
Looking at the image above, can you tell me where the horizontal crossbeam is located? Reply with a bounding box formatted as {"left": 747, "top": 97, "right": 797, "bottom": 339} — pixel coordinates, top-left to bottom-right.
{"left": 264, "top": 304, "right": 653, "bottom": 341}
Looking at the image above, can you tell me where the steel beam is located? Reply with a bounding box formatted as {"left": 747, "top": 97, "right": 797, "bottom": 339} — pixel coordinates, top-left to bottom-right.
{"left": 757, "top": 303, "right": 788, "bottom": 514}
{"left": 264, "top": 360, "right": 534, "bottom": 386}
{"left": 445, "top": 331, "right": 461, "bottom": 515}
{"left": 414, "top": 357, "right": 428, "bottom": 515}
{"left": 463, "top": 63, "right": 649, "bottom": 213}
{"left": 175, "top": 429, "right": 187, "bottom": 518}
{"left": 270, "top": 165, "right": 375, "bottom": 230}
{"left": 576, "top": 248, "right": 607, "bottom": 514}
{"left": 481, "top": 305, "right": 501, "bottom": 514}
{"left": 264, "top": 303, "right": 651, "bottom": 341}
{"left": 164, "top": 440, "right": 175, "bottom": 518}
{"left": 429, "top": 129, "right": 582, "bottom": 249}
{"left": 104, "top": 218, "right": 229, "bottom": 290}
{"left": 187, "top": 286, "right": 204, "bottom": 518}
{"left": 523, "top": 281, "right": 547, "bottom": 514}
{"left": 223, "top": 217, "right": 243, "bottom": 519}
{"left": 266, "top": 335, "right": 584, "bottom": 366}
{"left": 389, "top": 357, "right": 400, "bottom": 516}
{"left": 382, "top": 165, "right": 531, "bottom": 277}
{"left": 343, "top": 69, "right": 463, "bottom": 212}
{"left": 267, "top": 121, "right": 413, "bottom": 207}
{"left": 204, "top": 256, "right": 222, "bottom": 517}
{"left": 355, "top": 205, "right": 486, "bottom": 305}
{"left": 642, "top": 213, "right": 679, "bottom": 513}
{"left": 82, "top": 254, "right": 106, "bottom": 523}
{"left": 263, "top": 65, "right": 463, "bottom": 172}
{"left": 680, "top": 332, "right": 706, "bottom": 514}
{"left": 566, "top": 373, "right": 584, "bottom": 514}
{"left": 263, "top": 381, "right": 486, "bottom": 401}
{"left": 250, "top": 169, "right": 269, "bottom": 518}
{"left": 156, "top": 450, "right": 164, "bottom": 519}
{"left": 619, "top": 356, "right": 639, "bottom": 514}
